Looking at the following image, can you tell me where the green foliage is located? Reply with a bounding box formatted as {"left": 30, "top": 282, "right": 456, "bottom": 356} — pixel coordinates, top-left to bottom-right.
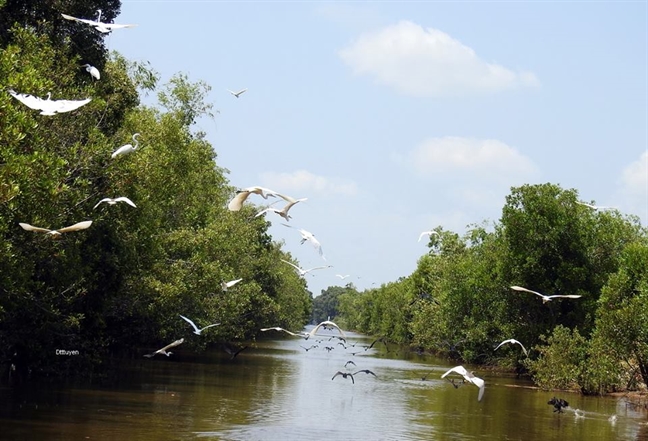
{"left": 312, "top": 285, "right": 349, "bottom": 323}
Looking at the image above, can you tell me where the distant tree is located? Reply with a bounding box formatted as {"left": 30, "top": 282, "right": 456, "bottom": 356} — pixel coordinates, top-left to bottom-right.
{"left": 312, "top": 286, "right": 347, "bottom": 323}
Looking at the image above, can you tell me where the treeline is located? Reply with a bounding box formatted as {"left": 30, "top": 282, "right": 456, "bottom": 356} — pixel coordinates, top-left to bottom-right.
{"left": 336, "top": 183, "right": 648, "bottom": 394}
{"left": 0, "top": 1, "right": 311, "bottom": 380}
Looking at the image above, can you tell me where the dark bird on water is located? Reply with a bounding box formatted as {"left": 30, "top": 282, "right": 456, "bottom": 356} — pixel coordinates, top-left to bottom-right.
{"left": 223, "top": 345, "right": 248, "bottom": 359}
{"left": 332, "top": 371, "right": 355, "bottom": 384}
{"left": 548, "top": 397, "right": 569, "bottom": 413}
{"left": 354, "top": 369, "right": 377, "bottom": 378}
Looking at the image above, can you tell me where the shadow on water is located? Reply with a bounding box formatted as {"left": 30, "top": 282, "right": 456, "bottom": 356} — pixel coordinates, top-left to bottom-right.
{"left": 1, "top": 328, "right": 647, "bottom": 440}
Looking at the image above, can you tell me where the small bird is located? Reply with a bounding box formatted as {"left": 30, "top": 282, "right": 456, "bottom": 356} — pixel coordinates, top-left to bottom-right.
{"left": 332, "top": 371, "right": 355, "bottom": 384}
{"left": 9, "top": 90, "right": 91, "bottom": 115}
{"left": 344, "top": 360, "right": 356, "bottom": 368}
{"left": 227, "top": 88, "right": 247, "bottom": 98}
{"left": 354, "top": 369, "right": 377, "bottom": 378}
{"left": 228, "top": 186, "right": 281, "bottom": 211}
{"left": 308, "top": 320, "right": 346, "bottom": 339}
{"left": 548, "top": 396, "right": 569, "bottom": 413}
{"left": 494, "top": 339, "right": 528, "bottom": 357}
{"left": 418, "top": 230, "right": 440, "bottom": 242}
{"left": 61, "top": 9, "right": 137, "bottom": 33}
{"left": 255, "top": 195, "right": 307, "bottom": 221}
{"left": 223, "top": 345, "right": 248, "bottom": 359}
{"left": 441, "top": 365, "right": 485, "bottom": 401}
{"left": 111, "top": 133, "right": 141, "bottom": 158}
{"left": 281, "top": 260, "right": 331, "bottom": 277}
{"left": 281, "top": 223, "right": 325, "bottom": 260}
{"left": 336, "top": 274, "right": 350, "bottom": 280}
{"left": 81, "top": 64, "right": 100, "bottom": 80}
{"left": 19, "top": 221, "right": 92, "bottom": 237}
{"left": 93, "top": 196, "right": 136, "bottom": 209}
{"left": 221, "top": 278, "right": 242, "bottom": 291}
{"left": 300, "top": 345, "right": 318, "bottom": 351}
{"left": 144, "top": 338, "right": 184, "bottom": 358}
{"left": 179, "top": 315, "right": 220, "bottom": 335}
{"left": 260, "top": 327, "right": 308, "bottom": 338}
{"left": 510, "top": 286, "right": 582, "bottom": 304}
{"left": 363, "top": 337, "right": 387, "bottom": 351}
{"left": 576, "top": 201, "right": 613, "bottom": 211}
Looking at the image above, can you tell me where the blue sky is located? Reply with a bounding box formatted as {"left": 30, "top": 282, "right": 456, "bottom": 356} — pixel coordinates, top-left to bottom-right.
{"left": 109, "top": 1, "right": 647, "bottom": 296}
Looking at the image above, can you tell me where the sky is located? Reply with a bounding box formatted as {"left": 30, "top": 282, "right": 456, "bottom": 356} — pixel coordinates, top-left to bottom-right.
{"left": 108, "top": 1, "right": 647, "bottom": 297}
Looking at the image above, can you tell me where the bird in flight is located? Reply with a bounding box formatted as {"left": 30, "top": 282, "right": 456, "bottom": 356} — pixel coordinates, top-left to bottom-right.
{"left": 441, "top": 365, "right": 485, "bottom": 401}
{"left": 344, "top": 360, "right": 356, "bottom": 368}
{"left": 111, "top": 133, "right": 141, "bottom": 158}
{"left": 281, "top": 223, "right": 325, "bottom": 260}
{"left": 494, "top": 339, "right": 528, "bottom": 357}
{"left": 260, "top": 327, "right": 308, "bottom": 338}
{"left": 308, "top": 319, "right": 346, "bottom": 339}
{"left": 576, "top": 201, "right": 614, "bottom": 211}
{"left": 332, "top": 371, "right": 355, "bottom": 384}
{"left": 228, "top": 186, "right": 281, "bottom": 211}
{"left": 9, "top": 90, "right": 91, "bottom": 116}
{"left": 94, "top": 196, "right": 136, "bottom": 209}
{"left": 510, "top": 286, "right": 582, "bottom": 304}
{"left": 62, "top": 9, "right": 137, "bottom": 33}
{"left": 548, "top": 397, "right": 569, "bottom": 413}
{"left": 227, "top": 88, "right": 247, "bottom": 98}
{"left": 81, "top": 64, "right": 100, "bottom": 80}
{"left": 336, "top": 274, "right": 350, "bottom": 280}
{"left": 223, "top": 344, "right": 248, "bottom": 359}
{"left": 255, "top": 195, "right": 307, "bottom": 221}
{"left": 143, "top": 338, "right": 184, "bottom": 358}
{"left": 19, "top": 221, "right": 92, "bottom": 237}
{"left": 354, "top": 369, "right": 377, "bottom": 378}
{"left": 418, "top": 230, "right": 440, "bottom": 242}
{"left": 281, "top": 260, "right": 331, "bottom": 277}
{"left": 221, "top": 279, "right": 242, "bottom": 291}
{"left": 179, "top": 315, "right": 220, "bottom": 335}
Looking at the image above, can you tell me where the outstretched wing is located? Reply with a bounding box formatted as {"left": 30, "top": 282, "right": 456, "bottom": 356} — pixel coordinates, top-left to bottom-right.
{"left": 57, "top": 221, "right": 92, "bottom": 233}
{"left": 179, "top": 315, "right": 200, "bottom": 333}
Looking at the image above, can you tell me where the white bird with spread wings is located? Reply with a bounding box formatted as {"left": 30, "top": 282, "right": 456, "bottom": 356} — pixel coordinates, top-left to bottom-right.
{"left": 62, "top": 9, "right": 137, "bottom": 33}
{"left": 9, "top": 90, "right": 91, "bottom": 116}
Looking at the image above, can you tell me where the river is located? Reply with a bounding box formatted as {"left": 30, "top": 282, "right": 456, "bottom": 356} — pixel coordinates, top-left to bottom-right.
{"left": 0, "top": 327, "right": 646, "bottom": 440}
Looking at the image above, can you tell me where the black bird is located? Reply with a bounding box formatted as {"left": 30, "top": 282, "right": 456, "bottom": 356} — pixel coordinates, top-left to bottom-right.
{"left": 364, "top": 337, "right": 388, "bottom": 351}
{"left": 344, "top": 360, "right": 357, "bottom": 368}
{"left": 325, "top": 346, "right": 335, "bottom": 352}
{"left": 332, "top": 371, "right": 355, "bottom": 384}
{"left": 548, "top": 397, "right": 569, "bottom": 413}
{"left": 300, "top": 345, "right": 318, "bottom": 351}
{"left": 223, "top": 345, "right": 248, "bottom": 359}
{"left": 354, "top": 369, "right": 377, "bottom": 378}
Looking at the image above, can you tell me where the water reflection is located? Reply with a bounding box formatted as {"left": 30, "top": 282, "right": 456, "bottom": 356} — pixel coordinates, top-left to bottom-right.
{"left": 0, "top": 328, "right": 646, "bottom": 440}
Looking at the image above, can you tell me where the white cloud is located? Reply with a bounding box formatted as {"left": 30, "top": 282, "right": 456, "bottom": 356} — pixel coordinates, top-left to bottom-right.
{"left": 406, "top": 136, "right": 539, "bottom": 181}
{"left": 338, "top": 20, "right": 539, "bottom": 97}
{"left": 260, "top": 170, "right": 358, "bottom": 197}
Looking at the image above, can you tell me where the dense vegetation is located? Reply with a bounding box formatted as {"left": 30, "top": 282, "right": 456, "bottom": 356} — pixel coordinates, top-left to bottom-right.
{"left": 337, "top": 183, "right": 648, "bottom": 395}
{"left": 0, "top": 1, "right": 311, "bottom": 381}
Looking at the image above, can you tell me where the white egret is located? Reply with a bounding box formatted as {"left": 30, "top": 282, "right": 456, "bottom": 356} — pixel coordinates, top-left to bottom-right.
{"left": 227, "top": 88, "right": 247, "bottom": 98}
{"left": 228, "top": 186, "right": 281, "bottom": 211}
{"left": 61, "top": 9, "right": 137, "bottom": 33}
{"left": 255, "top": 195, "right": 307, "bottom": 221}
{"left": 143, "top": 338, "right": 184, "bottom": 358}
{"left": 336, "top": 274, "right": 350, "bottom": 280}
{"left": 111, "top": 133, "right": 141, "bottom": 158}
{"left": 281, "top": 223, "right": 325, "bottom": 260}
{"left": 510, "top": 286, "right": 582, "bottom": 304}
{"left": 9, "top": 90, "right": 91, "bottom": 115}
{"left": 494, "top": 338, "right": 528, "bottom": 357}
{"left": 81, "top": 64, "right": 100, "bottom": 80}
{"left": 19, "top": 221, "right": 92, "bottom": 237}
{"left": 418, "top": 230, "right": 440, "bottom": 242}
{"left": 221, "top": 278, "right": 242, "bottom": 291}
{"left": 179, "top": 315, "right": 220, "bottom": 335}
{"left": 93, "top": 196, "right": 136, "bottom": 209}
{"left": 576, "top": 201, "right": 614, "bottom": 211}
{"left": 281, "top": 259, "right": 331, "bottom": 277}
{"left": 441, "top": 365, "right": 485, "bottom": 401}
{"left": 260, "top": 327, "right": 308, "bottom": 338}
{"left": 308, "top": 319, "right": 346, "bottom": 339}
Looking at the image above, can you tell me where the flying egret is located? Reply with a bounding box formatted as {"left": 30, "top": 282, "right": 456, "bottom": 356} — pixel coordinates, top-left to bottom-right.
{"left": 308, "top": 319, "right": 346, "bottom": 339}
{"left": 111, "top": 133, "right": 141, "bottom": 158}
{"left": 81, "top": 64, "right": 100, "bottom": 80}
{"left": 441, "top": 365, "right": 485, "bottom": 401}
{"left": 61, "top": 9, "right": 137, "bottom": 33}
{"left": 19, "top": 221, "right": 92, "bottom": 237}
{"left": 228, "top": 186, "right": 281, "bottom": 211}
{"left": 281, "top": 223, "right": 325, "bottom": 260}
{"left": 260, "top": 327, "right": 308, "bottom": 338}
{"left": 280, "top": 260, "right": 331, "bottom": 277}
{"left": 336, "top": 274, "right": 350, "bottom": 280}
{"left": 576, "top": 201, "right": 614, "bottom": 211}
{"left": 418, "top": 230, "right": 440, "bottom": 242}
{"left": 494, "top": 339, "right": 528, "bottom": 357}
{"left": 227, "top": 88, "right": 247, "bottom": 98}
{"left": 93, "top": 196, "right": 136, "bottom": 209}
{"left": 510, "top": 286, "right": 582, "bottom": 303}
{"left": 143, "top": 338, "right": 184, "bottom": 358}
{"left": 221, "top": 278, "right": 242, "bottom": 291}
{"left": 9, "top": 90, "right": 91, "bottom": 116}
{"left": 255, "top": 195, "right": 307, "bottom": 221}
{"left": 179, "top": 315, "right": 220, "bottom": 335}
